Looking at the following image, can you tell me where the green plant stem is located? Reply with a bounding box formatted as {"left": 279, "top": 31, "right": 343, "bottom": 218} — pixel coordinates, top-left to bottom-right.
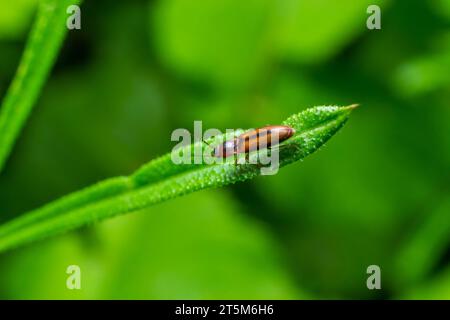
{"left": 0, "top": 0, "right": 81, "bottom": 173}
{"left": 0, "top": 105, "right": 357, "bottom": 253}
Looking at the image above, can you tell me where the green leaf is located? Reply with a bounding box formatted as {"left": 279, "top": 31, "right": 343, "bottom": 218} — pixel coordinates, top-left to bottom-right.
{"left": 0, "top": 0, "right": 81, "bottom": 173}
{"left": 151, "top": 0, "right": 273, "bottom": 89}
{"left": 274, "top": 0, "right": 386, "bottom": 64}
{"left": 394, "top": 197, "right": 450, "bottom": 288}
{"left": 400, "top": 266, "right": 450, "bottom": 299}
{"left": 0, "top": 105, "right": 357, "bottom": 253}
{"left": 0, "top": 0, "right": 36, "bottom": 40}
{"left": 0, "top": 191, "right": 303, "bottom": 299}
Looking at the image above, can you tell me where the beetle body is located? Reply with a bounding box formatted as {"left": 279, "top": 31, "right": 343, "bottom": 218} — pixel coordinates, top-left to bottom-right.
{"left": 213, "top": 125, "right": 295, "bottom": 158}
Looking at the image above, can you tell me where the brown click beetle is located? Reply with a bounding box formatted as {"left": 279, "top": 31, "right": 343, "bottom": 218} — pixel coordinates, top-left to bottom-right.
{"left": 212, "top": 125, "right": 295, "bottom": 158}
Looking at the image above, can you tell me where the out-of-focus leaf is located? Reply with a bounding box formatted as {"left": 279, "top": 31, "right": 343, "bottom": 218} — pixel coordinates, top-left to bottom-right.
{"left": 393, "top": 49, "right": 450, "bottom": 97}
{"left": 0, "top": 191, "right": 302, "bottom": 299}
{"left": 274, "top": 0, "right": 386, "bottom": 64}
{"left": 429, "top": 0, "right": 450, "bottom": 21}
{"left": 401, "top": 266, "right": 450, "bottom": 299}
{"left": 150, "top": 0, "right": 273, "bottom": 89}
{"left": 394, "top": 198, "right": 450, "bottom": 289}
{"left": 0, "top": 0, "right": 36, "bottom": 39}
{"left": 0, "top": 0, "right": 81, "bottom": 172}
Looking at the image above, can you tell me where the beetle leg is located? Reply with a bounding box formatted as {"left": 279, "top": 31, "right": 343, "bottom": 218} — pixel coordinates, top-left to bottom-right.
{"left": 233, "top": 153, "right": 241, "bottom": 166}
{"left": 268, "top": 143, "right": 289, "bottom": 151}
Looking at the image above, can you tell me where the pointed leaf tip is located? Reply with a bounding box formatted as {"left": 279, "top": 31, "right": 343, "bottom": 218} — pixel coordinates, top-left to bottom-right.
{"left": 345, "top": 103, "right": 360, "bottom": 110}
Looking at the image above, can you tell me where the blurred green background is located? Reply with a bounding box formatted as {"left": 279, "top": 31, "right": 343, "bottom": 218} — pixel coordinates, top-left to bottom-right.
{"left": 0, "top": 0, "right": 449, "bottom": 299}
